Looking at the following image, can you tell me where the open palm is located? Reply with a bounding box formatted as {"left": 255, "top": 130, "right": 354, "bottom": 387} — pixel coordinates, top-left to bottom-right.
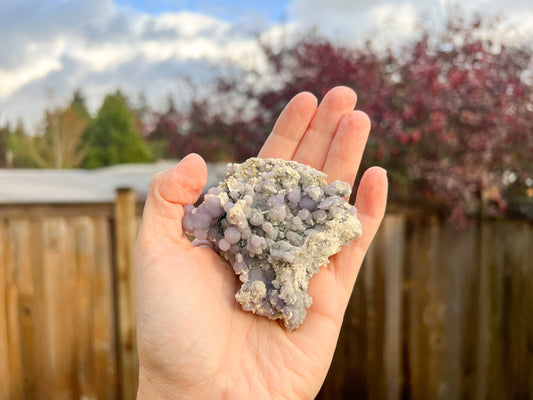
{"left": 134, "top": 87, "right": 388, "bottom": 399}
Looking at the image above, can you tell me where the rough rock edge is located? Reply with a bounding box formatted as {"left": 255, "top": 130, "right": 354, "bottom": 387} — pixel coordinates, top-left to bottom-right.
{"left": 183, "top": 157, "right": 363, "bottom": 330}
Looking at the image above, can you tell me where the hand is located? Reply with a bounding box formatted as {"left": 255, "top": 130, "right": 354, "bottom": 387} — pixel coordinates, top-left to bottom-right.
{"left": 134, "top": 86, "right": 388, "bottom": 399}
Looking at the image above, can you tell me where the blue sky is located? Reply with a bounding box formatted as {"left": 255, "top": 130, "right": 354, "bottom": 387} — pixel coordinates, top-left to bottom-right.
{"left": 114, "top": 0, "right": 289, "bottom": 22}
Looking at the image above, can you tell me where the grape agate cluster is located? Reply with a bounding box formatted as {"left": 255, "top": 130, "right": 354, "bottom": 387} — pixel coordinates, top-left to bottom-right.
{"left": 182, "top": 157, "right": 362, "bottom": 330}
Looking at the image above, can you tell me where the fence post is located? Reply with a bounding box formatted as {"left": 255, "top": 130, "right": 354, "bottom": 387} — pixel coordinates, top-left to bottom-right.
{"left": 114, "top": 188, "right": 138, "bottom": 400}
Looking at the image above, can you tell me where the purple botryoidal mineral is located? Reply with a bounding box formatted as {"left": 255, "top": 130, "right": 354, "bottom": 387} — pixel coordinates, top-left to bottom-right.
{"left": 182, "top": 157, "right": 362, "bottom": 331}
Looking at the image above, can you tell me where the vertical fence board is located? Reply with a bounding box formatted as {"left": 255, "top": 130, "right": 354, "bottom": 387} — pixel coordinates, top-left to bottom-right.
{"left": 0, "top": 220, "right": 12, "bottom": 400}
{"left": 503, "top": 221, "right": 533, "bottom": 398}
{"left": 29, "top": 218, "right": 55, "bottom": 399}
{"left": 363, "top": 239, "right": 377, "bottom": 399}
{"left": 43, "top": 218, "right": 76, "bottom": 398}
{"left": 11, "top": 219, "right": 37, "bottom": 399}
{"left": 74, "top": 217, "right": 96, "bottom": 398}
{"left": 442, "top": 225, "right": 476, "bottom": 400}
{"left": 5, "top": 219, "right": 24, "bottom": 399}
{"left": 459, "top": 220, "right": 481, "bottom": 399}
{"left": 344, "top": 257, "right": 370, "bottom": 398}
{"left": 93, "top": 216, "right": 118, "bottom": 399}
{"left": 407, "top": 216, "right": 431, "bottom": 400}
{"left": 476, "top": 220, "right": 506, "bottom": 400}
{"left": 524, "top": 224, "right": 533, "bottom": 398}
{"left": 383, "top": 215, "right": 405, "bottom": 400}
{"left": 400, "top": 216, "right": 413, "bottom": 400}
{"left": 488, "top": 221, "right": 505, "bottom": 400}
{"left": 115, "top": 189, "right": 139, "bottom": 400}
{"left": 365, "top": 225, "right": 387, "bottom": 399}
{"left": 475, "top": 219, "right": 489, "bottom": 400}
{"left": 426, "top": 217, "right": 446, "bottom": 399}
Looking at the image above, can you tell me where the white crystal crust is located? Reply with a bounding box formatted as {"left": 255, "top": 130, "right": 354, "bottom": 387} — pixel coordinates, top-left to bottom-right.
{"left": 182, "top": 158, "right": 362, "bottom": 330}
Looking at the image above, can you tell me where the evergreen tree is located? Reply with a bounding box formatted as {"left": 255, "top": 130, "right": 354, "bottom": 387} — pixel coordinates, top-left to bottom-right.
{"left": 70, "top": 89, "right": 91, "bottom": 121}
{"left": 81, "top": 91, "right": 152, "bottom": 168}
{"left": 4, "top": 122, "right": 37, "bottom": 168}
{"left": 0, "top": 125, "right": 9, "bottom": 167}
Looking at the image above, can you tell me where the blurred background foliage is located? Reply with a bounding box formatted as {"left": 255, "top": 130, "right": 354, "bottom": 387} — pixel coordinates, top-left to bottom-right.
{"left": 1, "top": 14, "right": 532, "bottom": 226}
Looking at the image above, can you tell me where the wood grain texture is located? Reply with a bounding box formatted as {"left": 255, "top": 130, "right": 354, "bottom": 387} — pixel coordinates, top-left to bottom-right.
{"left": 318, "top": 212, "right": 533, "bottom": 400}
{"left": 0, "top": 202, "right": 531, "bottom": 400}
{"left": 114, "top": 189, "right": 139, "bottom": 400}
{"left": 0, "top": 220, "right": 12, "bottom": 400}
{"left": 93, "top": 216, "right": 119, "bottom": 399}
{"left": 5, "top": 219, "right": 24, "bottom": 399}
{"left": 383, "top": 215, "right": 404, "bottom": 400}
{"left": 0, "top": 205, "right": 120, "bottom": 399}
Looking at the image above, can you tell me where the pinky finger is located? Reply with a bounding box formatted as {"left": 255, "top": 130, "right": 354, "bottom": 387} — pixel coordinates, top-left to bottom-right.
{"left": 354, "top": 166, "right": 388, "bottom": 252}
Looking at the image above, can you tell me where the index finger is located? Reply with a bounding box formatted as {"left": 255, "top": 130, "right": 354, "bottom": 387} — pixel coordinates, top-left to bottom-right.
{"left": 258, "top": 92, "right": 317, "bottom": 160}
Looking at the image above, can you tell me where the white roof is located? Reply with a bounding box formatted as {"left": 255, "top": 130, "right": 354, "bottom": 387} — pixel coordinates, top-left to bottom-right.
{"left": 0, "top": 161, "right": 228, "bottom": 204}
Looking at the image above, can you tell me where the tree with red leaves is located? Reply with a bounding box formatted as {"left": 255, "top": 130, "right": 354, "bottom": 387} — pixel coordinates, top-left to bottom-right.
{"left": 250, "top": 23, "right": 533, "bottom": 224}
{"left": 147, "top": 95, "right": 264, "bottom": 162}
{"left": 378, "top": 19, "right": 533, "bottom": 224}
{"left": 148, "top": 16, "right": 533, "bottom": 225}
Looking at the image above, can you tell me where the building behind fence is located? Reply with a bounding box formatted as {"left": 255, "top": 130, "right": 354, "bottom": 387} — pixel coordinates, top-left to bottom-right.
{"left": 0, "top": 173, "right": 532, "bottom": 399}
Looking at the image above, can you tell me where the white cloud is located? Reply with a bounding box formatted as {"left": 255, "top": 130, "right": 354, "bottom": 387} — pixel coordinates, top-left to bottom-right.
{"left": 155, "top": 12, "right": 230, "bottom": 37}
{"left": 0, "top": 57, "right": 62, "bottom": 100}
{"left": 0, "top": 1, "right": 267, "bottom": 128}
{"left": 288, "top": 0, "right": 444, "bottom": 47}
{"left": 1, "top": 0, "right": 533, "bottom": 130}
{"left": 287, "top": 0, "right": 533, "bottom": 47}
{"left": 70, "top": 43, "right": 136, "bottom": 71}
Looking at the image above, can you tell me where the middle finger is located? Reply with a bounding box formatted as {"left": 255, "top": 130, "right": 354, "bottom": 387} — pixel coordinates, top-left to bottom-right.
{"left": 292, "top": 86, "right": 357, "bottom": 170}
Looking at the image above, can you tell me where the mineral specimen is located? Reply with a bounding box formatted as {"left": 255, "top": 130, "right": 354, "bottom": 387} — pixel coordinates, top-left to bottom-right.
{"left": 182, "top": 158, "right": 362, "bottom": 330}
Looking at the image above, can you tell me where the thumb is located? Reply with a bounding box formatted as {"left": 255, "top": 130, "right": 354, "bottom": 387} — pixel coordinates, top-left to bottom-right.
{"left": 138, "top": 153, "right": 207, "bottom": 248}
{"left": 145, "top": 153, "right": 207, "bottom": 217}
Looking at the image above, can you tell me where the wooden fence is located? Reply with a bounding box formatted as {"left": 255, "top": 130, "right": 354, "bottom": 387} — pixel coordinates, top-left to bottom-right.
{"left": 0, "top": 192, "right": 141, "bottom": 400}
{"left": 318, "top": 207, "right": 533, "bottom": 400}
{"left": 1, "top": 193, "right": 532, "bottom": 399}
